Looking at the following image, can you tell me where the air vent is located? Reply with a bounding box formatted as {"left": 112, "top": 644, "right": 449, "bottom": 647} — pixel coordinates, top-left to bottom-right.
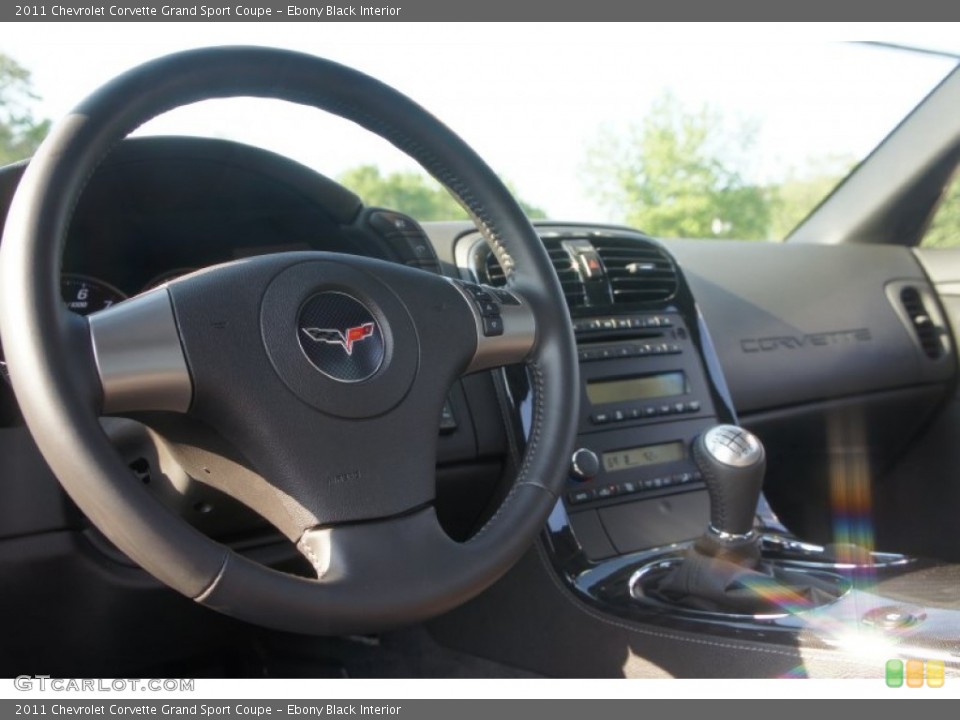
{"left": 482, "top": 240, "right": 587, "bottom": 309}
{"left": 593, "top": 237, "right": 678, "bottom": 304}
{"left": 900, "top": 286, "right": 942, "bottom": 359}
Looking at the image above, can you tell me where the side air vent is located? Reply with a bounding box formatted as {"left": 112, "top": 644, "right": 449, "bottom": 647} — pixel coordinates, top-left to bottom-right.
{"left": 482, "top": 240, "right": 587, "bottom": 309}
{"left": 900, "top": 286, "right": 943, "bottom": 359}
{"left": 592, "top": 237, "right": 678, "bottom": 304}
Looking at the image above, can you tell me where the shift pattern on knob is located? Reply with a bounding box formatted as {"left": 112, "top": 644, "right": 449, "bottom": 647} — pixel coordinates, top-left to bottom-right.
{"left": 701, "top": 425, "right": 764, "bottom": 468}
{"left": 693, "top": 425, "right": 766, "bottom": 538}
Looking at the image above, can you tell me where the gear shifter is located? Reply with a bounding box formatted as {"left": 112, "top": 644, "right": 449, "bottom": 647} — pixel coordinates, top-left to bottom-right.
{"left": 694, "top": 425, "right": 765, "bottom": 541}
{"left": 649, "top": 424, "right": 844, "bottom": 614}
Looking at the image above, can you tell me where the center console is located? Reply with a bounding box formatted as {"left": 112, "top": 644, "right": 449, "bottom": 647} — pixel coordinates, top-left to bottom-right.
{"left": 449, "top": 222, "right": 960, "bottom": 674}
{"left": 461, "top": 225, "right": 742, "bottom": 558}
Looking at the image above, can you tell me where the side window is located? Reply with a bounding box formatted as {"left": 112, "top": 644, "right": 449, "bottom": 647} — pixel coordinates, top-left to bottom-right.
{"left": 921, "top": 167, "right": 960, "bottom": 248}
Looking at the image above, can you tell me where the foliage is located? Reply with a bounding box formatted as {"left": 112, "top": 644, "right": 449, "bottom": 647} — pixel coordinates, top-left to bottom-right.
{"left": 0, "top": 53, "right": 49, "bottom": 166}
{"left": 585, "top": 93, "right": 770, "bottom": 240}
{"left": 337, "top": 165, "right": 546, "bottom": 222}
{"left": 584, "top": 93, "right": 863, "bottom": 242}
{"left": 921, "top": 171, "right": 960, "bottom": 248}
{"left": 767, "top": 155, "right": 856, "bottom": 239}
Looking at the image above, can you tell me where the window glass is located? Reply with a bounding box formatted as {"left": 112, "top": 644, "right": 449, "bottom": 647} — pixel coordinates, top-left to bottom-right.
{"left": 920, "top": 168, "right": 960, "bottom": 248}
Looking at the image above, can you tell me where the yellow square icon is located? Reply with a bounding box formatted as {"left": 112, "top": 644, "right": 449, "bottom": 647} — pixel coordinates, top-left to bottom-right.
{"left": 906, "top": 659, "right": 924, "bottom": 688}
{"left": 927, "top": 660, "right": 945, "bottom": 688}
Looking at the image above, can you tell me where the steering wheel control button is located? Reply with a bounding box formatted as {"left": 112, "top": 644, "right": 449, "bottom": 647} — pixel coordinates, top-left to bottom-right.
{"left": 458, "top": 281, "right": 505, "bottom": 336}
{"left": 297, "top": 292, "right": 384, "bottom": 382}
{"left": 482, "top": 315, "right": 504, "bottom": 337}
{"left": 490, "top": 288, "right": 520, "bottom": 305}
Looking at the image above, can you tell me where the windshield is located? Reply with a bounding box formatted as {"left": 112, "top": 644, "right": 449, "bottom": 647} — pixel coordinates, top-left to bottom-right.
{"left": 2, "top": 25, "right": 958, "bottom": 240}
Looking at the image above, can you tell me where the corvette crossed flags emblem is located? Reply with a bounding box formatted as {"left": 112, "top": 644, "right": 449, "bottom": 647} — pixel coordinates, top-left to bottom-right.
{"left": 301, "top": 323, "right": 376, "bottom": 355}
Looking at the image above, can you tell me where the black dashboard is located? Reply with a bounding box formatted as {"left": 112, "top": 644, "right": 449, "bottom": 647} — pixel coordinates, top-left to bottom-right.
{"left": 1, "top": 133, "right": 959, "bottom": 677}
{"left": 0, "top": 134, "right": 954, "bottom": 553}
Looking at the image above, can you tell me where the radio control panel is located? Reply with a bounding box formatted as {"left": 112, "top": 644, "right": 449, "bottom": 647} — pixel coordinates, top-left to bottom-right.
{"left": 565, "top": 310, "right": 715, "bottom": 510}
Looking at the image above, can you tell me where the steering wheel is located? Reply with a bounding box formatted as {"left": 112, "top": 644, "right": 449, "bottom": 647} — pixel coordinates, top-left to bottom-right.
{"left": 0, "top": 47, "right": 578, "bottom": 634}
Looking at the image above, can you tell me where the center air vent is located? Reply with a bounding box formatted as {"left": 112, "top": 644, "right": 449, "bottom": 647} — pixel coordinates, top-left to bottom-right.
{"left": 592, "top": 237, "right": 678, "bottom": 304}
{"left": 478, "top": 232, "right": 677, "bottom": 309}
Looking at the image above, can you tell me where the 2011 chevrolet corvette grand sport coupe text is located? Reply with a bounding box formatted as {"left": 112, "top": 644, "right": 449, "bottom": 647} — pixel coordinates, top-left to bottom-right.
{"left": 0, "top": 34, "right": 959, "bottom": 681}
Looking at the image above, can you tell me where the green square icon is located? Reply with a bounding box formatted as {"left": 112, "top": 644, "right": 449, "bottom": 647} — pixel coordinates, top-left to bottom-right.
{"left": 886, "top": 659, "right": 904, "bottom": 688}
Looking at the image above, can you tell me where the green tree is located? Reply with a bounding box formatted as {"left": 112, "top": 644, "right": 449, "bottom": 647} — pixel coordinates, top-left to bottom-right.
{"left": 768, "top": 155, "right": 856, "bottom": 239}
{"left": 338, "top": 165, "right": 546, "bottom": 221}
{"left": 0, "top": 53, "right": 49, "bottom": 166}
{"left": 585, "top": 93, "right": 769, "bottom": 240}
{"left": 922, "top": 170, "right": 960, "bottom": 248}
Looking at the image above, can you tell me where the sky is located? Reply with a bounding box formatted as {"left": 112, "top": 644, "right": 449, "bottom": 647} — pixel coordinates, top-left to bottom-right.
{"left": 3, "top": 22, "right": 960, "bottom": 221}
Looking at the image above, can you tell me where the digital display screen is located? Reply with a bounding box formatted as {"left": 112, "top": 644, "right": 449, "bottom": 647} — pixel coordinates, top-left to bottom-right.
{"left": 586, "top": 372, "right": 687, "bottom": 405}
{"left": 602, "top": 441, "right": 685, "bottom": 473}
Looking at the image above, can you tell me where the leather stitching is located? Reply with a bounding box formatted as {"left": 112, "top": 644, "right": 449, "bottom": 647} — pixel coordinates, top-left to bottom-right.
{"left": 297, "top": 535, "right": 326, "bottom": 578}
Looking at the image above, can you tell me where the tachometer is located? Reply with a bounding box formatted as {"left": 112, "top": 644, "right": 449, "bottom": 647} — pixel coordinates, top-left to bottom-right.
{"left": 2, "top": 275, "right": 127, "bottom": 385}
{"left": 60, "top": 274, "right": 127, "bottom": 315}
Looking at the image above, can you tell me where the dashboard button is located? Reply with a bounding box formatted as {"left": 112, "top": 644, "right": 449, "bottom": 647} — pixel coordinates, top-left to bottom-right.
{"left": 687, "top": 401, "right": 701, "bottom": 412}
{"left": 567, "top": 489, "right": 594, "bottom": 505}
{"left": 592, "top": 413, "right": 610, "bottom": 424}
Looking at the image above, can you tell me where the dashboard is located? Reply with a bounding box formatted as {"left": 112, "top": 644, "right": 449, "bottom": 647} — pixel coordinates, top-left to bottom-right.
{"left": 1, "top": 133, "right": 959, "bottom": 678}
{"left": 0, "top": 134, "right": 954, "bottom": 550}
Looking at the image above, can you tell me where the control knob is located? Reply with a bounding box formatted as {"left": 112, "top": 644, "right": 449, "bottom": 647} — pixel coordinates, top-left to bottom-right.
{"left": 570, "top": 448, "right": 600, "bottom": 481}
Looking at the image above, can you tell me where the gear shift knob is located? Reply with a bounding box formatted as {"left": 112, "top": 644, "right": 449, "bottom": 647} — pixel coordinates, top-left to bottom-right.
{"left": 693, "top": 425, "right": 765, "bottom": 539}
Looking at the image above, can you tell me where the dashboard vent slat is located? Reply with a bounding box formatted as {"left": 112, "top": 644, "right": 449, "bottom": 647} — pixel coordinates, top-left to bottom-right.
{"left": 593, "top": 238, "right": 678, "bottom": 304}
{"left": 478, "top": 233, "right": 675, "bottom": 309}
{"left": 900, "top": 286, "right": 942, "bottom": 359}
{"left": 482, "top": 240, "right": 587, "bottom": 310}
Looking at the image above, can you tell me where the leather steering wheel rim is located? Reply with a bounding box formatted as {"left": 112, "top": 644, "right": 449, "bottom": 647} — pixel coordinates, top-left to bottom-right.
{"left": 0, "top": 47, "right": 579, "bottom": 634}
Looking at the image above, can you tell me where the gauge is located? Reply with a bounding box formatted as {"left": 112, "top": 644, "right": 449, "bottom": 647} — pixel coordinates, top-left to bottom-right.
{"left": 60, "top": 274, "right": 127, "bottom": 316}
{"left": 142, "top": 268, "right": 197, "bottom": 292}
{"left": 1, "top": 275, "right": 127, "bottom": 386}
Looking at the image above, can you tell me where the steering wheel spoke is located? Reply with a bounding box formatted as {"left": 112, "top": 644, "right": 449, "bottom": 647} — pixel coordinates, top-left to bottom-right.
{"left": 451, "top": 281, "right": 536, "bottom": 374}
{"left": 88, "top": 288, "right": 193, "bottom": 414}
